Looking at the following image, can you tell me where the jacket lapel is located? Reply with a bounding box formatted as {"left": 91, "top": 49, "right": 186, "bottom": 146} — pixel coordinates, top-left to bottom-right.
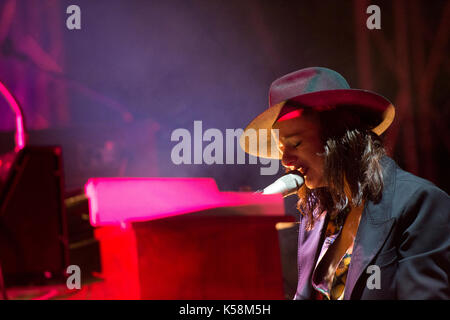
{"left": 344, "top": 156, "right": 397, "bottom": 299}
{"left": 295, "top": 213, "right": 327, "bottom": 299}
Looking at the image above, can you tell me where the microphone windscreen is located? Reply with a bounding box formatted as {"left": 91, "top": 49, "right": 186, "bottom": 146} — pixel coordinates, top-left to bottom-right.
{"left": 279, "top": 173, "right": 304, "bottom": 197}
{"left": 262, "top": 171, "right": 304, "bottom": 197}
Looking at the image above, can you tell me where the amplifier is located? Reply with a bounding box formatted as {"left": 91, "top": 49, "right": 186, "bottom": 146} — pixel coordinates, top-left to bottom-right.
{"left": 0, "top": 146, "right": 69, "bottom": 286}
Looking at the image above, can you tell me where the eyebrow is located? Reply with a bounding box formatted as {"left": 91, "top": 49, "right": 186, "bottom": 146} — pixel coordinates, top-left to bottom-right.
{"left": 282, "top": 132, "right": 304, "bottom": 140}
{"left": 278, "top": 132, "right": 304, "bottom": 145}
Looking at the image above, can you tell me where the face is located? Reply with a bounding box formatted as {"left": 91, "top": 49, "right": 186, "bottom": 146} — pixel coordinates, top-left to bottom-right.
{"left": 272, "top": 112, "right": 326, "bottom": 189}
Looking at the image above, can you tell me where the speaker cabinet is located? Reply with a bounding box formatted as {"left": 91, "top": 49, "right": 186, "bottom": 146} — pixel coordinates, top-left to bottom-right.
{"left": 0, "top": 146, "right": 69, "bottom": 286}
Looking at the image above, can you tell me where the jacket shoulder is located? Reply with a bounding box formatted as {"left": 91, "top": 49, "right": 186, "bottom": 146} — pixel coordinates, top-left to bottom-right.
{"left": 386, "top": 161, "right": 450, "bottom": 299}
{"left": 381, "top": 157, "right": 449, "bottom": 221}
{"left": 394, "top": 165, "right": 449, "bottom": 205}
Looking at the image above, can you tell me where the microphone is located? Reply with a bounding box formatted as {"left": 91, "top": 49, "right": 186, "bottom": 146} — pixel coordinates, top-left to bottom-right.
{"left": 257, "top": 171, "right": 304, "bottom": 198}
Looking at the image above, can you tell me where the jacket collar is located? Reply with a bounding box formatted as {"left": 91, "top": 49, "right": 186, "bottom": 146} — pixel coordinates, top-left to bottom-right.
{"left": 344, "top": 156, "right": 397, "bottom": 299}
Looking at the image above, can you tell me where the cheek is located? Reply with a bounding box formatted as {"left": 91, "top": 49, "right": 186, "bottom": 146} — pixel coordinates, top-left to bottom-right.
{"left": 312, "top": 152, "right": 325, "bottom": 175}
{"left": 302, "top": 144, "right": 325, "bottom": 164}
{"left": 306, "top": 149, "right": 326, "bottom": 187}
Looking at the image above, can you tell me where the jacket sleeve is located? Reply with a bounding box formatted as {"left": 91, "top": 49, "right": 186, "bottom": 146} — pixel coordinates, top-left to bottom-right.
{"left": 396, "top": 183, "right": 450, "bottom": 299}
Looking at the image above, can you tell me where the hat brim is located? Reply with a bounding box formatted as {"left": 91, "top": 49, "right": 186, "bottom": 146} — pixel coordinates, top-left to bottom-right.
{"left": 239, "top": 89, "right": 395, "bottom": 159}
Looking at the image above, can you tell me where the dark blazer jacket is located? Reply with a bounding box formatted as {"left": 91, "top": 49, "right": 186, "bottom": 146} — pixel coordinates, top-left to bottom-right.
{"left": 294, "top": 156, "right": 450, "bottom": 300}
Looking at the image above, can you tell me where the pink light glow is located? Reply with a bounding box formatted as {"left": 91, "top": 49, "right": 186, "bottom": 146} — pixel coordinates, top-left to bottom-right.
{"left": 85, "top": 177, "right": 284, "bottom": 226}
{"left": 0, "top": 80, "right": 26, "bottom": 151}
{"left": 276, "top": 109, "right": 304, "bottom": 122}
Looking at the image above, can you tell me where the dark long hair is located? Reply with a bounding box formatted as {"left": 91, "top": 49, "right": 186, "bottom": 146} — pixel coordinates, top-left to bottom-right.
{"left": 295, "top": 106, "right": 386, "bottom": 230}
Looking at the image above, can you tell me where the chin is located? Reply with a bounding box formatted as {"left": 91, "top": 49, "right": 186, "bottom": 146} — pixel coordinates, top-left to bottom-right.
{"left": 305, "top": 179, "right": 316, "bottom": 189}
{"left": 304, "top": 175, "right": 326, "bottom": 190}
{"left": 306, "top": 183, "right": 318, "bottom": 190}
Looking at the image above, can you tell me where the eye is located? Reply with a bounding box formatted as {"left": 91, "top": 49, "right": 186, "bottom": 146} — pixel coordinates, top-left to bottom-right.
{"left": 293, "top": 141, "right": 302, "bottom": 148}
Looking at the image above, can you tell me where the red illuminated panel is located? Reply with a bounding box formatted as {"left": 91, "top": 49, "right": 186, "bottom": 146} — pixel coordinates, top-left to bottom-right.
{"left": 85, "top": 178, "right": 284, "bottom": 226}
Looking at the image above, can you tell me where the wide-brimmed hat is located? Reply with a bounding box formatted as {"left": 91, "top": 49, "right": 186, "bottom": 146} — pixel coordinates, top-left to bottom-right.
{"left": 239, "top": 67, "right": 395, "bottom": 159}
